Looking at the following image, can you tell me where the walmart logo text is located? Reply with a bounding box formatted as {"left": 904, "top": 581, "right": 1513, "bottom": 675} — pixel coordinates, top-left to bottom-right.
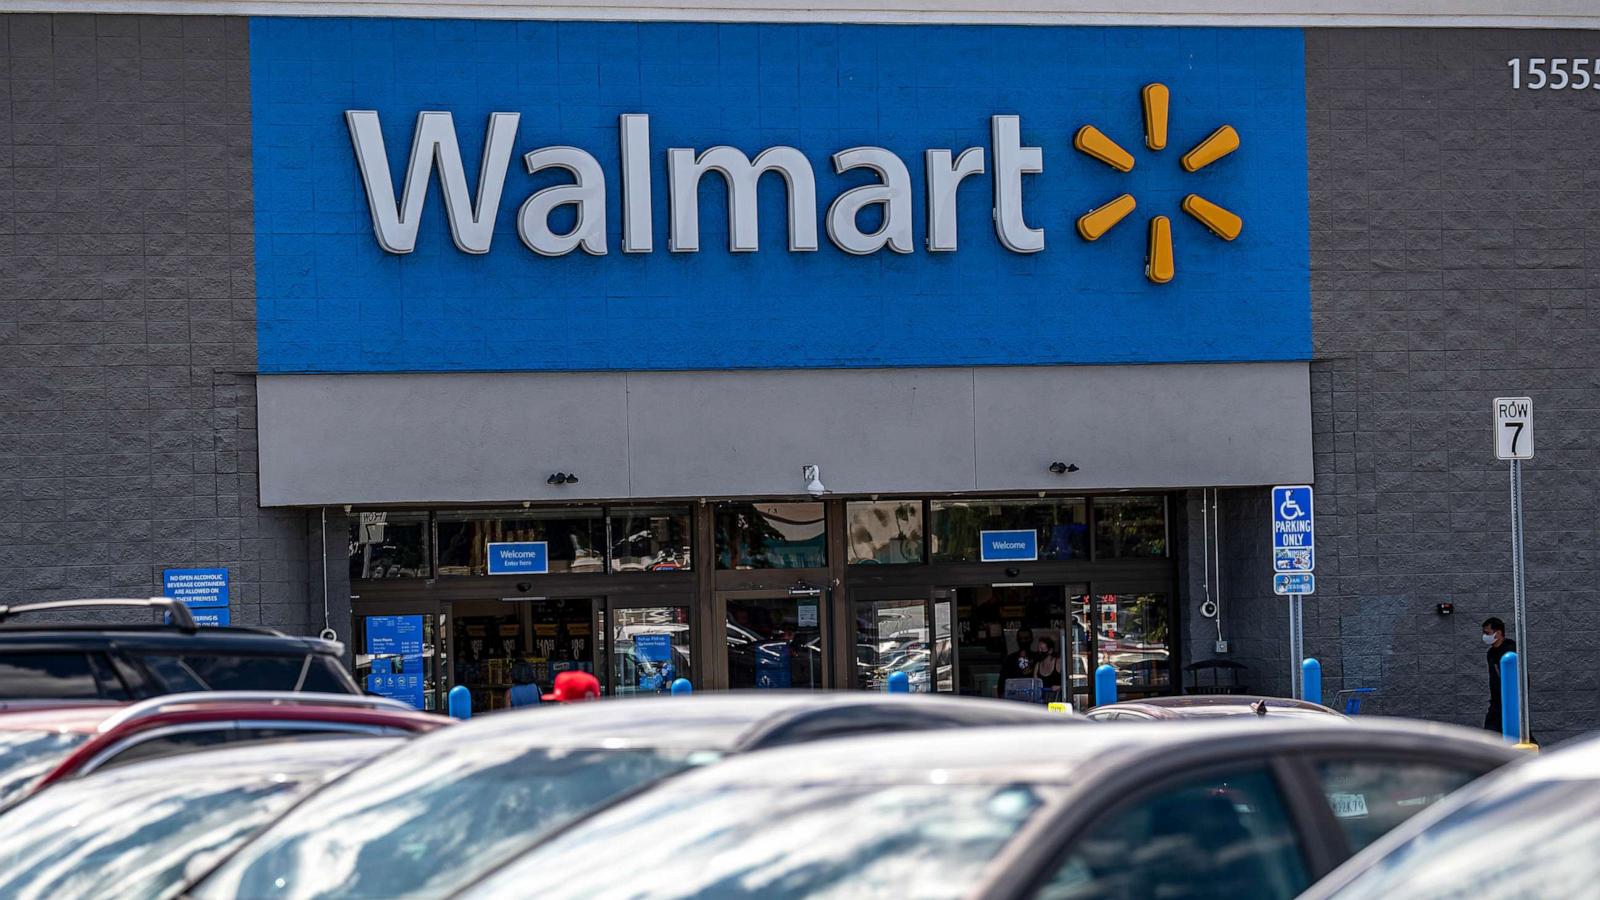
{"left": 348, "top": 94, "right": 1242, "bottom": 284}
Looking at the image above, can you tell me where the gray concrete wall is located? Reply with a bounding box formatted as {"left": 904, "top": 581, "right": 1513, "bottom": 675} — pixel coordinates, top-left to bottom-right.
{"left": 256, "top": 363, "right": 1313, "bottom": 506}
{"left": 1199, "top": 27, "right": 1600, "bottom": 743}
{"left": 0, "top": 13, "right": 326, "bottom": 633}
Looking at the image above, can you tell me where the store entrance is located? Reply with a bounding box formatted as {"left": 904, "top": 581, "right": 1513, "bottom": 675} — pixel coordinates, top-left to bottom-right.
{"left": 447, "top": 597, "right": 694, "bottom": 712}
{"left": 451, "top": 598, "right": 597, "bottom": 713}
{"left": 953, "top": 584, "right": 1090, "bottom": 709}
{"left": 950, "top": 584, "right": 1174, "bottom": 709}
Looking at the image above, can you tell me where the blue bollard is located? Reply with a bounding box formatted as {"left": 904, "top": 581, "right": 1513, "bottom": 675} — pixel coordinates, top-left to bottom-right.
{"left": 1302, "top": 658, "right": 1322, "bottom": 706}
{"left": 886, "top": 671, "right": 910, "bottom": 693}
{"left": 1500, "top": 652, "right": 1520, "bottom": 744}
{"left": 448, "top": 684, "right": 472, "bottom": 720}
{"left": 1094, "top": 664, "right": 1118, "bottom": 707}
{"left": 670, "top": 678, "right": 693, "bottom": 696}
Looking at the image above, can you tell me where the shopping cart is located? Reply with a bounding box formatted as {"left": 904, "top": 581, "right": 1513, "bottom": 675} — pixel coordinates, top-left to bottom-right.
{"left": 1336, "top": 688, "right": 1376, "bottom": 715}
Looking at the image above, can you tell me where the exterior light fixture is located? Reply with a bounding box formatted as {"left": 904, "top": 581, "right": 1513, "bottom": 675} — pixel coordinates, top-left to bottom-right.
{"left": 547, "top": 472, "right": 580, "bottom": 485}
{"left": 1048, "top": 462, "right": 1080, "bottom": 474}
{"left": 802, "top": 464, "right": 828, "bottom": 497}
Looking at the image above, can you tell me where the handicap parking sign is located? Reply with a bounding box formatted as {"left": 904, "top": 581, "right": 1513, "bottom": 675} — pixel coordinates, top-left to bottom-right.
{"left": 1271, "top": 485, "right": 1314, "bottom": 573}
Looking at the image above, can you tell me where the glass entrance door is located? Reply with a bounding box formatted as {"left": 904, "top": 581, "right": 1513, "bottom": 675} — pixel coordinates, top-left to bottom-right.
{"left": 355, "top": 612, "right": 444, "bottom": 712}
{"left": 952, "top": 584, "right": 1090, "bottom": 709}
{"left": 450, "top": 598, "right": 599, "bottom": 714}
{"left": 1087, "top": 591, "right": 1173, "bottom": 701}
{"left": 607, "top": 603, "right": 692, "bottom": 698}
{"left": 722, "top": 592, "right": 825, "bottom": 690}
{"left": 853, "top": 595, "right": 953, "bottom": 692}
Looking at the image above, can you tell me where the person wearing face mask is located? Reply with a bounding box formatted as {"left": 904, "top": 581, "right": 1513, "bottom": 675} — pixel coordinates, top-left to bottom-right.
{"left": 1482, "top": 616, "right": 1516, "bottom": 733}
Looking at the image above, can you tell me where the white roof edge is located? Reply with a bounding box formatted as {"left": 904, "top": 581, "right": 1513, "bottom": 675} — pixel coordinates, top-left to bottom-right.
{"left": 5, "top": 0, "right": 1600, "bottom": 28}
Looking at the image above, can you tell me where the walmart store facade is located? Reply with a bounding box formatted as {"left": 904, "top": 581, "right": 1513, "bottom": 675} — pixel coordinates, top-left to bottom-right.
{"left": 4, "top": 2, "right": 1599, "bottom": 734}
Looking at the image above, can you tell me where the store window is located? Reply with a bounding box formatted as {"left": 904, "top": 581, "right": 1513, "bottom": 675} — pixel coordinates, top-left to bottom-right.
{"left": 348, "top": 512, "right": 430, "bottom": 579}
{"left": 846, "top": 501, "right": 924, "bottom": 565}
{"left": 715, "top": 503, "right": 827, "bottom": 570}
{"left": 929, "top": 499, "right": 1088, "bottom": 563}
{"left": 609, "top": 507, "right": 692, "bottom": 572}
{"left": 1092, "top": 593, "right": 1171, "bottom": 696}
{"left": 436, "top": 510, "right": 605, "bottom": 576}
{"left": 1094, "top": 495, "right": 1168, "bottom": 558}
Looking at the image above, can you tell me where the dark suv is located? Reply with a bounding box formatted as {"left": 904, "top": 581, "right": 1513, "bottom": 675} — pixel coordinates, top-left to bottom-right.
{"left": 0, "top": 598, "right": 359, "bottom": 702}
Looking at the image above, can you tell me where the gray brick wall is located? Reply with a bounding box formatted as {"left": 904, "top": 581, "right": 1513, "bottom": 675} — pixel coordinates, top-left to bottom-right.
{"left": 0, "top": 13, "right": 329, "bottom": 635}
{"left": 1195, "top": 28, "right": 1600, "bottom": 743}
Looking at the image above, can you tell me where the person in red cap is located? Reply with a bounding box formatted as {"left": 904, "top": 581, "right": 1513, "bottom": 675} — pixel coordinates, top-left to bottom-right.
{"left": 542, "top": 670, "right": 602, "bottom": 703}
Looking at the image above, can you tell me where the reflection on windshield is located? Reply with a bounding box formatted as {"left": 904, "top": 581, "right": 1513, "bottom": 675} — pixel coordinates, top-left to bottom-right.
{"left": 0, "top": 730, "right": 90, "bottom": 808}
{"left": 194, "top": 745, "right": 703, "bottom": 899}
{"left": 1332, "top": 777, "right": 1600, "bottom": 899}
{"left": 0, "top": 768, "right": 308, "bottom": 900}
{"left": 464, "top": 782, "right": 1044, "bottom": 899}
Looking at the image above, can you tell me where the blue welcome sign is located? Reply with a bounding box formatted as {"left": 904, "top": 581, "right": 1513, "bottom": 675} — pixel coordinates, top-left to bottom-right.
{"left": 249, "top": 20, "right": 1309, "bottom": 374}
{"left": 980, "top": 530, "right": 1039, "bottom": 562}
{"left": 487, "top": 541, "right": 549, "bottom": 575}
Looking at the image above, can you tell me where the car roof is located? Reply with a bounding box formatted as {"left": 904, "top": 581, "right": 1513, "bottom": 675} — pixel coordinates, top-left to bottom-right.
{"left": 0, "top": 705, "right": 121, "bottom": 734}
{"left": 426, "top": 692, "right": 1069, "bottom": 752}
{"left": 61, "top": 735, "right": 405, "bottom": 786}
{"left": 640, "top": 717, "right": 1518, "bottom": 790}
{"left": 0, "top": 626, "right": 342, "bottom": 655}
{"left": 1106, "top": 695, "right": 1344, "bottom": 717}
{"left": 0, "top": 693, "right": 442, "bottom": 735}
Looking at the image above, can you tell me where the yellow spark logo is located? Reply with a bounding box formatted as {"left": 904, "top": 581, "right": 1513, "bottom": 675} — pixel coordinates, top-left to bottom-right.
{"left": 1073, "top": 83, "right": 1242, "bottom": 284}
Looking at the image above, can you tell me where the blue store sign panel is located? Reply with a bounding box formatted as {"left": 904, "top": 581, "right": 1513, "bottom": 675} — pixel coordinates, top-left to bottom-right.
{"left": 250, "top": 20, "right": 1309, "bottom": 374}
{"left": 981, "top": 529, "right": 1039, "bottom": 562}
{"left": 487, "top": 542, "right": 549, "bottom": 575}
{"left": 366, "top": 614, "right": 426, "bottom": 708}
{"left": 1271, "top": 485, "right": 1315, "bottom": 573}
{"left": 163, "top": 568, "right": 231, "bottom": 627}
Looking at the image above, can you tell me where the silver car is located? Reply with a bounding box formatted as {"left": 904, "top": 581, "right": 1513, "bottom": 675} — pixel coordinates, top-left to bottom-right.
{"left": 1301, "top": 732, "right": 1595, "bottom": 899}
{"left": 457, "top": 718, "right": 1516, "bottom": 900}
{"left": 0, "top": 736, "right": 398, "bottom": 900}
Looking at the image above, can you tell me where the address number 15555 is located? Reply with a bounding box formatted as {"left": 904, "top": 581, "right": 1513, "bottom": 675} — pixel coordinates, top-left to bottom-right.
{"left": 1508, "top": 58, "right": 1599, "bottom": 90}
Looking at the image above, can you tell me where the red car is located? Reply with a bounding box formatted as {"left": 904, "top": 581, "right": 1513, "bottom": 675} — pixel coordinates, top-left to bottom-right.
{"left": 0, "top": 691, "right": 444, "bottom": 810}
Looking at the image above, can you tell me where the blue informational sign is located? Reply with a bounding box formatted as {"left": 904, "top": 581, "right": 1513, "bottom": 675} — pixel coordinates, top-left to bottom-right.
{"left": 486, "top": 542, "right": 549, "bottom": 575}
{"left": 250, "top": 20, "right": 1310, "bottom": 375}
{"left": 1271, "top": 485, "right": 1315, "bottom": 573}
{"left": 1273, "top": 573, "right": 1315, "bottom": 596}
{"left": 634, "top": 633, "right": 674, "bottom": 692}
{"left": 980, "top": 530, "right": 1039, "bottom": 563}
{"left": 755, "top": 642, "right": 792, "bottom": 689}
{"left": 190, "top": 607, "right": 232, "bottom": 627}
{"left": 162, "top": 568, "right": 229, "bottom": 607}
{"left": 366, "top": 614, "right": 426, "bottom": 709}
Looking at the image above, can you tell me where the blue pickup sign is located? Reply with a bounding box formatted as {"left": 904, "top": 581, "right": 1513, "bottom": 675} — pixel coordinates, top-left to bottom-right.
{"left": 980, "top": 530, "right": 1039, "bottom": 563}
{"left": 487, "top": 542, "right": 549, "bottom": 575}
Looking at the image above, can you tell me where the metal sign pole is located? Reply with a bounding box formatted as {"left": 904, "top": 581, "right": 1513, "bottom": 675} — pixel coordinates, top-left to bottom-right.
{"left": 1510, "top": 458, "right": 1531, "bottom": 744}
{"left": 1288, "top": 593, "right": 1301, "bottom": 699}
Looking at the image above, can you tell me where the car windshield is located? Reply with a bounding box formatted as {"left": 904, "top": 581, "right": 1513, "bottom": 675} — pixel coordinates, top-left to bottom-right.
{"left": 1324, "top": 775, "right": 1600, "bottom": 899}
{"left": 193, "top": 742, "right": 713, "bottom": 899}
{"left": 0, "top": 755, "right": 324, "bottom": 900}
{"left": 0, "top": 729, "right": 91, "bottom": 808}
{"left": 461, "top": 781, "right": 1047, "bottom": 899}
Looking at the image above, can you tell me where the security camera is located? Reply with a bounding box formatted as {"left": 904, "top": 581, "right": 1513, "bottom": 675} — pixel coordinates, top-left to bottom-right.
{"left": 802, "top": 464, "right": 828, "bottom": 498}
